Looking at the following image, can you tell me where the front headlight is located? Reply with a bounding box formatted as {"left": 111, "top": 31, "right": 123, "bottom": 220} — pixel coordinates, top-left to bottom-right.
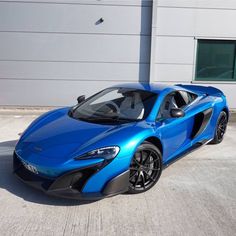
{"left": 75, "top": 146, "right": 120, "bottom": 160}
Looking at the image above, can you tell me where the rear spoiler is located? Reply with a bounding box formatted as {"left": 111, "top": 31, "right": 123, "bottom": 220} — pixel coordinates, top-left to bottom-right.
{"left": 175, "top": 84, "right": 225, "bottom": 97}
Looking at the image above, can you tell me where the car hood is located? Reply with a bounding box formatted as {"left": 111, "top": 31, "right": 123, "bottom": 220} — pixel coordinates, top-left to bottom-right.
{"left": 16, "top": 108, "right": 137, "bottom": 163}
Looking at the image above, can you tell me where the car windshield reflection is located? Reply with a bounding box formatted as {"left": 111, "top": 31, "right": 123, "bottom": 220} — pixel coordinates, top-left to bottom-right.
{"left": 70, "top": 87, "right": 158, "bottom": 124}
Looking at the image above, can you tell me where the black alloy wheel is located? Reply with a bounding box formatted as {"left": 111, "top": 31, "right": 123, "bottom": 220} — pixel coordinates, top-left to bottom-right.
{"left": 210, "top": 111, "right": 228, "bottom": 144}
{"left": 128, "top": 142, "right": 162, "bottom": 194}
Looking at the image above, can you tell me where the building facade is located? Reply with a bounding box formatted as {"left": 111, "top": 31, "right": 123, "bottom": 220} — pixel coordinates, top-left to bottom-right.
{"left": 0, "top": 0, "right": 235, "bottom": 108}
{"left": 153, "top": 0, "right": 236, "bottom": 109}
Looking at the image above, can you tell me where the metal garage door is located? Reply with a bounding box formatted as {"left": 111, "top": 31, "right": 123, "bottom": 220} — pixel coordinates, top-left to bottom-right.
{"left": 0, "top": 0, "right": 152, "bottom": 106}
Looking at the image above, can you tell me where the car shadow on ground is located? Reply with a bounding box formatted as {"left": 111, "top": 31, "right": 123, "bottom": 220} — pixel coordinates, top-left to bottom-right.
{"left": 0, "top": 140, "right": 98, "bottom": 206}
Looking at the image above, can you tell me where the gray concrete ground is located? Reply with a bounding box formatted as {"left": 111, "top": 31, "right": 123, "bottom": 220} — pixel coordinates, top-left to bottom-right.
{"left": 0, "top": 114, "right": 235, "bottom": 236}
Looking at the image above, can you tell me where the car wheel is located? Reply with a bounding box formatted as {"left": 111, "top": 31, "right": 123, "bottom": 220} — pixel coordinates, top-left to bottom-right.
{"left": 210, "top": 111, "right": 228, "bottom": 144}
{"left": 128, "top": 142, "right": 162, "bottom": 194}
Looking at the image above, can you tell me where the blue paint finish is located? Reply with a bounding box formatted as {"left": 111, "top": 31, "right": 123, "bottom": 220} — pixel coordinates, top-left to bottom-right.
{"left": 15, "top": 83, "right": 228, "bottom": 195}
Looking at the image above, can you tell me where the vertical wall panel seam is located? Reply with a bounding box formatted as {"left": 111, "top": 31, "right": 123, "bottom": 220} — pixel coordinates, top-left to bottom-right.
{"left": 149, "top": 0, "right": 158, "bottom": 83}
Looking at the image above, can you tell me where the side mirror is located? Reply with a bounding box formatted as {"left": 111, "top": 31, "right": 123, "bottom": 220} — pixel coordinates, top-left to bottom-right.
{"left": 77, "top": 95, "right": 85, "bottom": 104}
{"left": 170, "top": 108, "right": 185, "bottom": 118}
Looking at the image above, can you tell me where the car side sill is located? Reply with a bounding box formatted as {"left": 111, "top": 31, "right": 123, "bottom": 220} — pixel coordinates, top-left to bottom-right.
{"left": 163, "top": 139, "right": 213, "bottom": 169}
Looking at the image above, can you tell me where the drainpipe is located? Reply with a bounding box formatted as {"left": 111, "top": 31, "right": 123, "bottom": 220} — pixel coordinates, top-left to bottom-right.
{"left": 149, "top": 0, "right": 158, "bottom": 83}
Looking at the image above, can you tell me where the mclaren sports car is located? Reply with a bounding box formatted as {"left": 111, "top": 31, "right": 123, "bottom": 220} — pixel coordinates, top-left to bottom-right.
{"left": 13, "top": 83, "right": 229, "bottom": 199}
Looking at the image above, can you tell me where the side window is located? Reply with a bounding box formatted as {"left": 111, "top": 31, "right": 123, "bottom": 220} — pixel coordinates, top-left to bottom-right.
{"left": 157, "top": 91, "right": 197, "bottom": 120}
{"left": 177, "top": 91, "right": 197, "bottom": 107}
{"left": 173, "top": 92, "right": 187, "bottom": 108}
{"left": 188, "top": 92, "right": 198, "bottom": 103}
{"left": 157, "top": 93, "right": 178, "bottom": 119}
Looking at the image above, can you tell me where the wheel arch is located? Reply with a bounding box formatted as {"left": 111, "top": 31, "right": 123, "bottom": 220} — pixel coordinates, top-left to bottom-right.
{"left": 144, "top": 136, "right": 163, "bottom": 156}
{"left": 222, "top": 107, "right": 229, "bottom": 121}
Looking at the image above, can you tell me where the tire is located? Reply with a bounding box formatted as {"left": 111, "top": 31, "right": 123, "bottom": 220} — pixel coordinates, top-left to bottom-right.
{"left": 128, "top": 142, "right": 162, "bottom": 194}
{"left": 210, "top": 111, "right": 228, "bottom": 144}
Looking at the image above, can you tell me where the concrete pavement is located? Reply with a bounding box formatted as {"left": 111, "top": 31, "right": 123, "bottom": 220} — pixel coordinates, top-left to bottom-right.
{"left": 0, "top": 114, "right": 235, "bottom": 236}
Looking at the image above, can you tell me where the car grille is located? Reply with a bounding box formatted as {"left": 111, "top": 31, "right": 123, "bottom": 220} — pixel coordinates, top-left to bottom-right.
{"left": 13, "top": 151, "right": 102, "bottom": 192}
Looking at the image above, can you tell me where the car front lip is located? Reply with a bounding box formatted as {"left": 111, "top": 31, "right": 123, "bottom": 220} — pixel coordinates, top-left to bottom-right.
{"left": 13, "top": 151, "right": 130, "bottom": 200}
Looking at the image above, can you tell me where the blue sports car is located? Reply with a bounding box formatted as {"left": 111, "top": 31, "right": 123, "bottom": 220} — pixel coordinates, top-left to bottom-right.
{"left": 13, "top": 83, "right": 228, "bottom": 200}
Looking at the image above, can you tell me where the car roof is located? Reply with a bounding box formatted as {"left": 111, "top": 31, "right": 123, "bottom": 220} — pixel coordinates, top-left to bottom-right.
{"left": 110, "top": 83, "right": 179, "bottom": 94}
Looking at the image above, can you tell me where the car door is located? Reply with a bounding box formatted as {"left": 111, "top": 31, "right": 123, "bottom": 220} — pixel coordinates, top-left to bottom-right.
{"left": 156, "top": 91, "right": 196, "bottom": 163}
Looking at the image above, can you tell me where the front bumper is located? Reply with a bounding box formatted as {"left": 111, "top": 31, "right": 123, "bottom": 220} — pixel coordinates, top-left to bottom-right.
{"left": 13, "top": 152, "right": 130, "bottom": 200}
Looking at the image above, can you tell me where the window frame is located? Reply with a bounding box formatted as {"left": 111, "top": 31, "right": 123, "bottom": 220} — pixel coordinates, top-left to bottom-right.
{"left": 194, "top": 39, "right": 236, "bottom": 82}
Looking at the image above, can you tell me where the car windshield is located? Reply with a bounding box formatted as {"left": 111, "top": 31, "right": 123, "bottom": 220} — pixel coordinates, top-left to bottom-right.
{"left": 70, "top": 87, "right": 158, "bottom": 124}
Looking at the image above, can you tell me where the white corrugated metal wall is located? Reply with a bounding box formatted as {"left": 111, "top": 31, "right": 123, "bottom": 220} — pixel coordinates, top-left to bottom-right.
{"left": 0, "top": 0, "right": 152, "bottom": 106}
{"left": 154, "top": 0, "right": 236, "bottom": 108}
{"left": 0, "top": 0, "right": 236, "bottom": 108}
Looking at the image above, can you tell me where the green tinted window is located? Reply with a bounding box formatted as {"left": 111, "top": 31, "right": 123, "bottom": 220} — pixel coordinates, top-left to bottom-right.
{"left": 195, "top": 40, "right": 236, "bottom": 81}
